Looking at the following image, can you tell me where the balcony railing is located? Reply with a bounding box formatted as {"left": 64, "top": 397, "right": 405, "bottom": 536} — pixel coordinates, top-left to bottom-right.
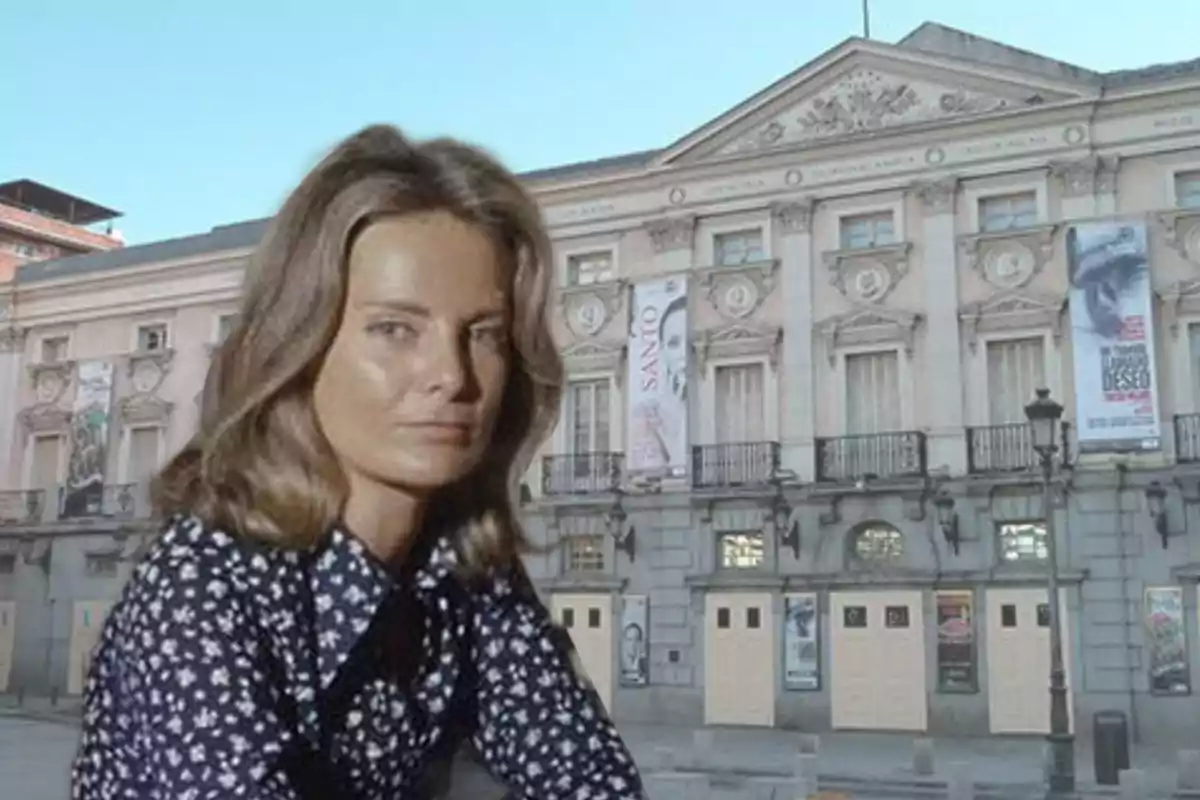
{"left": 541, "top": 452, "right": 623, "bottom": 496}
{"left": 816, "top": 431, "right": 927, "bottom": 482}
{"left": 692, "top": 441, "right": 780, "bottom": 489}
{"left": 0, "top": 482, "right": 153, "bottom": 527}
{"left": 967, "top": 423, "right": 1037, "bottom": 474}
{"left": 1176, "top": 414, "right": 1200, "bottom": 463}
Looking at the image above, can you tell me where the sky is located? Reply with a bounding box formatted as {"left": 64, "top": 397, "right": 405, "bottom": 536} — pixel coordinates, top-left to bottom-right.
{"left": 3, "top": 1, "right": 1199, "bottom": 245}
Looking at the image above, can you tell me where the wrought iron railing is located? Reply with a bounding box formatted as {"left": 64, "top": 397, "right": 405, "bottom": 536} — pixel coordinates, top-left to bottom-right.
{"left": 691, "top": 441, "right": 780, "bottom": 489}
{"left": 0, "top": 490, "right": 47, "bottom": 525}
{"left": 967, "top": 423, "right": 1037, "bottom": 474}
{"left": 815, "top": 431, "right": 927, "bottom": 482}
{"left": 541, "top": 452, "right": 623, "bottom": 496}
{"left": 1176, "top": 414, "right": 1200, "bottom": 463}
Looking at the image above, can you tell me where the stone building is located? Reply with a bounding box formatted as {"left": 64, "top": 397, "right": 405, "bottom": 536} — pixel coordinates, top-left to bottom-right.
{"left": 3, "top": 22, "right": 1200, "bottom": 744}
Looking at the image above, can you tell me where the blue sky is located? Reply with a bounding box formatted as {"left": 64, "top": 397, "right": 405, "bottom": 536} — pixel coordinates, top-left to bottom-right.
{"left": 2, "top": 1, "right": 1197, "bottom": 244}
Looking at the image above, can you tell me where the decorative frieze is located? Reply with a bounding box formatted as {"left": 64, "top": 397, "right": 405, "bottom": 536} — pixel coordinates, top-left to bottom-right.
{"left": 815, "top": 306, "right": 923, "bottom": 365}
{"left": 958, "top": 290, "right": 1066, "bottom": 353}
{"left": 559, "top": 280, "right": 626, "bottom": 340}
{"left": 957, "top": 224, "right": 1056, "bottom": 290}
{"left": 691, "top": 324, "right": 783, "bottom": 373}
{"left": 771, "top": 198, "right": 816, "bottom": 235}
{"left": 1049, "top": 155, "right": 1120, "bottom": 198}
{"left": 912, "top": 176, "right": 959, "bottom": 215}
{"left": 644, "top": 215, "right": 697, "bottom": 254}
{"left": 696, "top": 259, "right": 778, "bottom": 322}
{"left": 1157, "top": 209, "right": 1200, "bottom": 265}
{"left": 822, "top": 242, "right": 912, "bottom": 304}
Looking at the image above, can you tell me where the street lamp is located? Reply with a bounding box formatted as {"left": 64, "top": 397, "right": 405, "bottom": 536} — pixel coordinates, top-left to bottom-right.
{"left": 1144, "top": 480, "right": 1169, "bottom": 549}
{"left": 1023, "top": 387, "right": 1073, "bottom": 798}
{"left": 932, "top": 490, "right": 960, "bottom": 555}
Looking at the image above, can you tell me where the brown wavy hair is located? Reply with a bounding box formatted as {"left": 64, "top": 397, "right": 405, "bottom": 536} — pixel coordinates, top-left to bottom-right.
{"left": 154, "top": 124, "right": 563, "bottom": 574}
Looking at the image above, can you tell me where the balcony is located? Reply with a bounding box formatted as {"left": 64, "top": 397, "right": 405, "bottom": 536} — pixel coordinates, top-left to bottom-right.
{"left": 1177, "top": 414, "right": 1200, "bottom": 463}
{"left": 0, "top": 482, "right": 153, "bottom": 527}
{"left": 692, "top": 441, "right": 779, "bottom": 490}
{"left": 541, "top": 452, "right": 622, "bottom": 496}
{"left": 967, "top": 423, "right": 1037, "bottom": 474}
{"left": 816, "top": 431, "right": 927, "bottom": 482}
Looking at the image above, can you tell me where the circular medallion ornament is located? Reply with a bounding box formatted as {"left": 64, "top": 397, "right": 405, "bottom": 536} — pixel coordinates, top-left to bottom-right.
{"left": 567, "top": 294, "right": 608, "bottom": 338}
{"left": 785, "top": 169, "right": 803, "bottom": 186}
{"left": 925, "top": 146, "right": 946, "bottom": 166}
{"left": 718, "top": 275, "right": 759, "bottom": 319}
{"left": 1182, "top": 223, "right": 1200, "bottom": 265}
{"left": 1062, "top": 125, "right": 1086, "bottom": 145}
{"left": 668, "top": 187, "right": 686, "bottom": 206}
{"left": 981, "top": 241, "right": 1036, "bottom": 289}
{"left": 847, "top": 262, "right": 891, "bottom": 303}
{"left": 131, "top": 360, "right": 163, "bottom": 394}
{"left": 34, "top": 370, "right": 64, "bottom": 404}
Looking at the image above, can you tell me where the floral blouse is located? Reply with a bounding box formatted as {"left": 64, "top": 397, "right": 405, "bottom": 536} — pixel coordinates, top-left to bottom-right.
{"left": 70, "top": 516, "right": 644, "bottom": 799}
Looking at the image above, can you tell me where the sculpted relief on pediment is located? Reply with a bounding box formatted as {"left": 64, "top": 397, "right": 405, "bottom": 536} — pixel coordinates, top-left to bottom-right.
{"left": 717, "top": 69, "right": 1038, "bottom": 155}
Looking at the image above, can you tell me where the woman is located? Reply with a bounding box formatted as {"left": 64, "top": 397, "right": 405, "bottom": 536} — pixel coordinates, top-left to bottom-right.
{"left": 70, "top": 125, "right": 645, "bottom": 799}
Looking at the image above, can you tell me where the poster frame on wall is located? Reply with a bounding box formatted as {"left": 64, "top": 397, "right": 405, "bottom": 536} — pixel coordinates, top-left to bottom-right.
{"left": 618, "top": 594, "right": 649, "bottom": 687}
{"left": 1065, "top": 220, "right": 1162, "bottom": 453}
{"left": 1144, "top": 586, "right": 1190, "bottom": 696}
{"left": 626, "top": 276, "right": 689, "bottom": 479}
{"left": 62, "top": 359, "right": 115, "bottom": 518}
{"left": 782, "top": 592, "right": 820, "bottom": 691}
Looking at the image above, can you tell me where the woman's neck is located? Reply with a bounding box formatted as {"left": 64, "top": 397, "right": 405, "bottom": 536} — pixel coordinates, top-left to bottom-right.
{"left": 342, "top": 475, "right": 427, "bottom": 566}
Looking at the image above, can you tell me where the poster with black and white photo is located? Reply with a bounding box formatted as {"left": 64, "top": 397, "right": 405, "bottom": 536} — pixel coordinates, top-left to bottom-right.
{"left": 619, "top": 595, "right": 648, "bottom": 686}
{"left": 1066, "top": 221, "right": 1162, "bottom": 452}
{"left": 1145, "top": 587, "right": 1189, "bottom": 695}
{"left": 783, "top": 593, "right": 820, "bottom": 690}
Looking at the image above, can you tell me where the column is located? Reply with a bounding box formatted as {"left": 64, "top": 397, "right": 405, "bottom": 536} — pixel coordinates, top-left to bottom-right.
{"left": 771, "top": 199, "right": 817, "bottom": 481}
{"left": 1051, "top": 155, "right": 1106, "bottom": 221}
{"left": 0, "top": 323, "right": 26, "bottom": 486}
{"left": 914, "top": 178, "right": 968, "bottom": 474}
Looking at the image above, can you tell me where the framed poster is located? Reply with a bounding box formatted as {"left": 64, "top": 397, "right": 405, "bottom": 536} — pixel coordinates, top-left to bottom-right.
{"left": 783, "top": 593, "right": 820, "bottom": 690}
{"left": 935, "top": 591, "right": 977, "bottom": 693}
{"left": 619, "top": 595, "right": 648, "bottom": 686}
{"left": 1145, "top": 587, "right": 1189, "bottom": 695}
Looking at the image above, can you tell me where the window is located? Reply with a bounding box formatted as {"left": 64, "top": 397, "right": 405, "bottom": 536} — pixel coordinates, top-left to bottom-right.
{"left": 566, "top": 379, "right": 610, "bottom": 455}
{"left": 844, "top": 351, "right": 901, "bottom": 434}
{"left": 1036, "top": 603, "right": 1050, "bottom": 627}
{"left": 713, "top": 229, "right": 765, "bottom": 266}
{"left": 839, "top": 211, "right": 895, "bottom": 249}
{"left": 746, "top": 606, "right": 761, "bottom": 629}
{"left": 718, "top": 531, "right": 765, "bottom": 569}
{"left": 885, "top": 605, "right": 910, "bottom": 628}
{"left": 564, "top": 534, "right": 605, "bottom": 573}
{"left": 716, "top": 607, "right": 731, "bottom": 629}
{"left": 587, "top": 608, "right": 601, "bottom": 628}
{"left": 84, "top": 554, "right": 119, "bottom": 578}
{"left": 997, "top": 521, "right": 1048, "bottom": 562}
{"left": 714, "top": 363, "right": 765, "bottom": 443}
{"left": 1189, "top": 324, "right": 1200, "bottom": 403}
{"left": 978, "top": 191, "right": 1037, "bottom": 232}
{"left": 561, "top": 607, "right": 575, "bottom": 628}
{"left": 1000, "top": 604, "right": 1017, "bottom": 627}
{"left": 852, "top": 523, "right": 905, "bottom": 562}
{"left": 0, "top": 554, "right": 15, "bottom": 574}
{"left": 136, "top": 323, "right": 168, "bottom": 352}
{"left": 1175, "top": 170, "right": 1200, "bottom": 209}
{"left": 216, "top": 314, "right": 237, "bottom": 342}
{"left": 13, "top": 241, "right": 39, "bottom": 258}
{"left": 40, "top": 335, "right": 69, "bottom": 363}
{"left": 566, "top": 251, "right": 614, "bottom": 286}
{"left": 987, "top": 338, "right": 1045, "bottom": 423}
{"left": 126, "top": 427, "right": 161, "bottom": 486}
{"left": 30, "top": 434, "right": 61, "bottom": 492}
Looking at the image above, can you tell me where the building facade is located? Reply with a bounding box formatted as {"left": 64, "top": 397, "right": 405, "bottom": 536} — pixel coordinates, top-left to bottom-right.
{"left": 3, "top": 23, "right": 1200, "bottom": 744}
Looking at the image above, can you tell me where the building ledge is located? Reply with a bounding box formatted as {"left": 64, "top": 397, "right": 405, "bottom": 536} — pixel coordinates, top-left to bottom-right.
{"left": 534, "top": 575, "right": 626, "bottom": 593}
{"left": 684, "top": 572, "right": 786, "bottom": 591}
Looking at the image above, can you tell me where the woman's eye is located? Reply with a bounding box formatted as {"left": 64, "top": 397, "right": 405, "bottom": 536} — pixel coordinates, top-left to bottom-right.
{"left": 368, "top": 320, "right": 418, "bottom": 340}
{"left": 470, "top": 326, "right": 508, "bottom": 345}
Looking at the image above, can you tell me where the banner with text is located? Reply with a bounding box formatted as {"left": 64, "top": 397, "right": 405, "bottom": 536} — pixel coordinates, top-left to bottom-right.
{"left": 619, "top": 595, "right": 649, "bottom": 686}
{"left": 1066, "top": 221, "right": 1161, "bottom": 452}
{"left": 783, "top": 593, "right": 820, "bottom": 690}
{"left": 627, "top": 277, "right": 689, "bottom": 477}
{"left": 62, "top": 360, "right": 114, "bottom": 518}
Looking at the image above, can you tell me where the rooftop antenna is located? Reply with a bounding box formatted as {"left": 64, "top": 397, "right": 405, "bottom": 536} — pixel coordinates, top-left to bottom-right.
{"left": 861, "top": 0, "right": 871, "bottom": 38}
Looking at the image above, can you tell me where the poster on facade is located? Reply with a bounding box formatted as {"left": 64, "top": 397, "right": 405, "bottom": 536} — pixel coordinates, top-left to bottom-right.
{"left": 1066, "top": 221, "right": 1161, "bottom": 452}
{"left": 1144, "top": 587, "right": 1189, "bottom": 695}
{"left": 935, "top": 591, "right": 977, "bottom": 692}
{"left": 626, "top": 277, "right": 689, "bottom": 478}
{"left": 783, "top": 593, "right": 820, "bottom": 690}
{"left": 62, "top": 360, "right": 114, "bottom": 518}
{"left": 619, "top": 594, "right": 649, "bottom": 686}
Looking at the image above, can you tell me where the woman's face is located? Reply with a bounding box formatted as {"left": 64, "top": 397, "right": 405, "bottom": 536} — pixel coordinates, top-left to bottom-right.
{"left": 313, "top": 210, "right": 511, "bottom": 494}
{"left": 660, "top": 307, "right": 687, "bottom": 396}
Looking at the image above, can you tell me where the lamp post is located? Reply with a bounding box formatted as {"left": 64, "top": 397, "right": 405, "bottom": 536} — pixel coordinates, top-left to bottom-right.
{"left": 1024, "top": 387, "right": 1073, "bottom": 797}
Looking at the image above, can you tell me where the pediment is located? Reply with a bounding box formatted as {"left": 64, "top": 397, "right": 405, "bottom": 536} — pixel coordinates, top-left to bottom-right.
{"left": 560, "top": 339, "right": 626, "bottom": 376}
{"left": 657, "top": 41, "right": 1091, "bottom": 165}
{"left": 815, "top": 305, "right": 923, "bottom": 364}
{"left": 118, "top": 394, "right": 175, "bottom": 425}
{"left": 959, "top": 290, "right": 1066, "bottom": 351}
{"left": 692, "top": 324, "right": 783, "bottom": 372}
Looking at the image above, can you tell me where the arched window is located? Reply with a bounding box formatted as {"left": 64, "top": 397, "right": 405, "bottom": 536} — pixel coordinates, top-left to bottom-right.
{"left": 850, "top": 522, "right": 905, "bottom": 563}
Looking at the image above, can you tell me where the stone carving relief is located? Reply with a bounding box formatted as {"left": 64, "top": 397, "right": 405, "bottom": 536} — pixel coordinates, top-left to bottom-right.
{"left": 0, "top": 325, "right": 26, "bottom": 354}
{"left": 1049, "top": 155, "right": 1120, "bottom": 198}
{"left": 912, "top": 176, "right": 959, "bottom": 215}
{"left": 771, "top": 197, "right": 816, "bottom": 235}
{"left": 815, "top": 305, "right": 923, "bottom": 365}
{"left": 559, "top": 339, "right": 627, "bottom": 383}
{"left": 718, "top": 70, "right": 1026, "bottom": 155}
{"left": 644, "top": 216, "right": 697, "bottom": 254}
{"left": 958, "top": 224, "right": 1056, "bottom": 290}
{"left": 691, "top": 324, "right": 783, "bottom": 374}
{"left": 119, "top": 350, "right": 175, "bottom": 425}
{"left": 823, "top": 243, "right": 912, "bottom": 304}
{"left": 958, "top": 290, "right": 1066, "bottom": 353}
{"left": 697, "top": 260, "right": 778, "bottom": 322}
{"left": 28, "top": 361, "right": 73, "bottom": 406}
{"left": 1157, "top": 279, "right": 1200, "bottom": 339}
{"left": 1157, "top": 209, "right": 1200, "bottom": 266}
{"left": 560, "top": 280, "right": 625, "bottom": 340}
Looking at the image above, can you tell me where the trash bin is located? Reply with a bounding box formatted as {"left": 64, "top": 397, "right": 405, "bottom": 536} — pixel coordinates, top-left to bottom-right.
{"left": 1093, "top": 710, "right": 1131, "bottom": 786}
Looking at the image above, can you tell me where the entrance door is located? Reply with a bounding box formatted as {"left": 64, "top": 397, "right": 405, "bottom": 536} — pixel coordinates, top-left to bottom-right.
{"left": 0, "top": 602, "right": 15, "bottom": 692}
{"left": 830, "top": 590, "right": 927, "bottom": 731}
{"left": 704, "top": 592, "right": 775, "bottom": 726}
{"left": 68, "top": 600, "right": 112, "bottom": 695}
{"left": 987, "top": 588, "right": 1074, "bottom": 734}
{"left": 550, "top": 594, "right": 614, "bottom": 712}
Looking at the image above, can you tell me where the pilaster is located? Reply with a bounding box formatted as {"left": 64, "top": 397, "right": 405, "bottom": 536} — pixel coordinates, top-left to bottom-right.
{"left": 772, "top": 198, "right": 817, "bottom": 481}
{"left": 0, "top": 324, "right": 27, "bottom": 488}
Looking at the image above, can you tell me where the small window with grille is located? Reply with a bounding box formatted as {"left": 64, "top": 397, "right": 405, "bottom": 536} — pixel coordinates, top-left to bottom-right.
{"left": 564, "top": 534, "right": 605, "bottom": 573}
